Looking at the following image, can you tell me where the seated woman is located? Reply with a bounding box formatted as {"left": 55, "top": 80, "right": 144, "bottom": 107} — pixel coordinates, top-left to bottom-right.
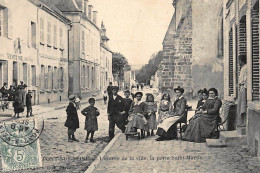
{"left": 196, "top": 89, "right": 203, "bottom": 110}
{"left": 182, "top": 88, "right": 222, "bottom": 143}
{"left": 156, "top": 86, "right": 187, "bottom": 141}
{"left": 125, "top": 92, "right": 148, "bottom": 139}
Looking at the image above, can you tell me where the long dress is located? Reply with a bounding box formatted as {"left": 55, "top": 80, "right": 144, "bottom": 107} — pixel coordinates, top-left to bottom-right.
{"left": 182, "top": 97, "right": 222, "bottom": 143}
{"left": 146, "top": 102, "right": 157, "bottom": 130}
{"left": 157, "top": 97, "right": 187, "bottom": 139}
{"left": 125, "top": 101, "right": 148, "bottom": 133}
{"left": 81, "top": 106, "right": 100, "bottom": 132}
{"left": 157, "top": 100, "right": 172, "bottom": 124}
{"left": 237, "top": 65, "right": 247, "bottom": 125}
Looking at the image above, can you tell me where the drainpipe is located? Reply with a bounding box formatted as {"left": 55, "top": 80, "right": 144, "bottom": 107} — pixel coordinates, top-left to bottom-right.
{"left": 67, "top": 24, "right": 72, "bottom": 98}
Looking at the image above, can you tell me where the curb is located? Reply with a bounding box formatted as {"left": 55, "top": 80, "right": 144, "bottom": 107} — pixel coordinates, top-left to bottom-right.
{"left": 85, "top": 133, "right": 121, "bottom": 173}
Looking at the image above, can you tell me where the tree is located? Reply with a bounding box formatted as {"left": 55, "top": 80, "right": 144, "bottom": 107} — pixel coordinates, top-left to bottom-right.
{"left": 112, "top": 52, "right": 130, "bottom": 87}
{"left": 136, "top": 51, "right": 163, "bottom": 84}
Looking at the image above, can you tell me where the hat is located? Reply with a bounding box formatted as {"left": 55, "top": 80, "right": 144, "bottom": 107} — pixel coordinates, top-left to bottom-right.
{"left": 111, "top": 86, "right": 119, "bottom": 91}
{"left": 202, "top": 88, "right": 208, "bottom": 95}
{"left": 124, "top": 89, "right": 130, "bottom": 94}
{"left": 69, "top": 94, "right": 76, "bottom": 101}
{"left": 174, "top": 86, "right": 184, "bottom": 94}
{"left": 135, "top": 92, "right": 143, "bottom": 97}
{"left": 28, "top": 90, "right": 32, "bottom": 93}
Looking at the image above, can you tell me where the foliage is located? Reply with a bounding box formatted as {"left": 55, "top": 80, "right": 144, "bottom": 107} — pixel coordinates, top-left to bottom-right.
{"left": 136, "top": 51, "right": 163, "bottom": 84}
{"left": 112, "top": 52, "right": 130, "bottom": 82}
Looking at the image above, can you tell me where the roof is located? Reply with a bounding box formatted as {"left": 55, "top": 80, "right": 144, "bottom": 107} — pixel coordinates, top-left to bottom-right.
{"left": 162, "top": 13, "right": 176, "bottom": 45}
{"left": 29, "top": 0, "right": 71, "bottom": 24}
{"left": 50, "top": 0, "right": 80, "bottom": 12}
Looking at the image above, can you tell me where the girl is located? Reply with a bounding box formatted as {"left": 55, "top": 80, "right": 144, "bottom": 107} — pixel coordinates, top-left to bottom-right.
{"left": 125, "top": 92, "right": 148, "bottom": 139}
{"left": 103, "top": 91, "right": 108, "bottom": 104}
{"left": 145, "top": 93, "right": 157, "bottom": 136}
{"left": 158, "top": 93, "right": 172, "bottom": 124}
{"left": 81, "top": 98, "right": 100, "bottom": 143}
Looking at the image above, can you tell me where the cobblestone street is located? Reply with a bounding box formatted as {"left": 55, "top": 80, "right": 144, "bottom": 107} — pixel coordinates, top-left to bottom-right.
{"left": 93, "top": 134, "right": 260, "bottom": 173}
{"left": 0, "top": 97, "right": 121, "bottom": 172}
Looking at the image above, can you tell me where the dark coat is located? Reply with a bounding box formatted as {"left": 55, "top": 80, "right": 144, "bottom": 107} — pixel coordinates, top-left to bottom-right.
{"left": 107, "top": 85, "right": 113, "bottom": 97}
{"left": 123, "top": 98, "right": 133, "bottom": 115}
{"left": 107, "top": 95, "right": 125, "bottom": 116}
{"left": 26, "top": 93, "right": 32, "bottom": 106}
{"left": 171, "top": 97, "right": 187, "bottom": 116}
{"left": 196, "top": 99, "right": 204, "bottom": 109}
{"left": 65, "top": 102, "right": 79, "bottom": 129}
{"left": 81, "top": 106, "right": 100, "bottom": 132}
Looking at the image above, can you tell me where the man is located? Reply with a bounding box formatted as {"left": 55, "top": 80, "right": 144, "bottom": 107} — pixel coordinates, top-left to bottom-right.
{"left": 18, "top": 81, "right": 27, "bottom": 106}
{"left": 26, "top": 90, "right": 33, "bottom": 117}
{"left": 107, "top": 82, "right": 113, "bottom": 98}
{"left": 107, "top": 86, "right": 126, "bottom": 140}
{"left": 1, "top": 83, "right": 9, "bottom": 99}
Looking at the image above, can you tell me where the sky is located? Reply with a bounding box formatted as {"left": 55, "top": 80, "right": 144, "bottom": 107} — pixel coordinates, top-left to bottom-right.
{"left": 91, "top": 0, "right": 174, "bottom": 66}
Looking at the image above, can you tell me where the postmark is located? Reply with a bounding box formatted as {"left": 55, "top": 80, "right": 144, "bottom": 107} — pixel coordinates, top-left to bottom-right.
{"left": 0, "top": 118, "right": 44, "bottom": 171}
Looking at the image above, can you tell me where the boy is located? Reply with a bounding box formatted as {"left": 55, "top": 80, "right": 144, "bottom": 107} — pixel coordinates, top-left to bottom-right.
{"left": 123, "top": 90, "right": 133, "bottom": 125}
{"left": 26, "top": 90, "right": 33, "bottom": 117}
{"left": 81, "top": 98, "right": 100, "bottom": 143}
{"left": 64, "top": 95, "right": 80, "bottom": 142}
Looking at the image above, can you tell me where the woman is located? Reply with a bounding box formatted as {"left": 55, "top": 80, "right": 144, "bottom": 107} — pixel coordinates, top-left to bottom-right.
{"left": 145, "top": 93, "right": 157, "bottom": 136}
{"left": 125, "top": 92, "right": 148, "bottom": 139}
{"left": 196, "top": 89, "right": 204, "bottom": 109}
{"left": 182, "top": 88, "right": 222, "bottom": 143}
{"left": 156, "top": 86, "right": 187, "bottom": 141}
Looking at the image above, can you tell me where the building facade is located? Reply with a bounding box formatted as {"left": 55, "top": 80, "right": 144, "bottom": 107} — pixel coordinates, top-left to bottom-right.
{"left": 0, "top": 0, "right": 71, "bottom": 104}
{"left": 100, "top": 22, "right": 113, "bottom": 93}
{"left": 159, "top": 0, "right": 224, "bottom": 98}
{"left": 53, "top": 0, "right": 105, "bottom": 98}
{"left": 223, "top": 0, "right": 260, "bottom": 156}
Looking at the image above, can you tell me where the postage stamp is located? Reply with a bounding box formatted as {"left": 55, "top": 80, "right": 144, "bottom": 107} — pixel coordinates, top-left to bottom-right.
{"left": 0, "top": 118, "right": 43, "bottom": 171}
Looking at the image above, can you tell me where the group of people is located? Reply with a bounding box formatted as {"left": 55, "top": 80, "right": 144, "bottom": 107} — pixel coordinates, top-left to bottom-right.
{"left": 0, "top": 81, "right": 33, "bottom": 118}
{"left": 64, "top": 83, "right": 223, "bottom": 144}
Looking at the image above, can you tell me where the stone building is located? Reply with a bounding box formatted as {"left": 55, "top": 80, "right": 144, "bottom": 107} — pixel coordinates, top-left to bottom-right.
{"left": 100, "top": 21, "right": 113, "bottom": 93}
{"left": 159, "top": 0, "right": 224, "bottom": 98}
{"left": 52, "top": 0, "right": 102, "bottom": 98}
{"left": 223, "top": 0, "right": 260, "bottom": 157}
{"left": 0, "top": 0, "right": 71, "bottom": 104}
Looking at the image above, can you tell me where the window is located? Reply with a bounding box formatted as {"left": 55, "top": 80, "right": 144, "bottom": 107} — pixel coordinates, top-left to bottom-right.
{"left": 87, "top": 66, "right": 89, "bottom": 88}
{"left": 0, "top": 7, "right": 8, "bottom": 37}
{"left": 0, "top": 8, "right": 3, "bottom": 36}
{"left": 82, "top": 31, "right": 85, "bottom": 58}
{"left": 47, "top": 21, "right": 51, "bottom": 46}
{"left": 48, "top": 66, "right": 52, "bottom": 90}
{"left": 31, "top": 22, "right": 36, "bottom": 48}
{"left": 92, "top": 67, "right": 94, "bottom": 89}
{"left": 228, "top": 29, "right": 234, "bottom": 96}
{"left": 23, "top": 63, "right": 27, "bottom": 85}
{"left": 31, "top": 65, "right": 36, "bottom": 86}
{"left": 53, "top": 24, "right": 57, "bottom": 48}
{"left": 81, "top": 65, "right": 85, "bottom": 88}
{"left": 60, "top": 27, "right": 63, "bottom": 49}
{"left": 54, "top": 67, "right": 58, "bottom": 89}
{"left": 59, "top": 67, "right": 64, "bottom": 90}
{"left": 40, "top": 65, "right": 45, "bottom": 90}
{"left": 252, "top": 4, "right": 260, "bottom": 100}
{"left": 40, "top": 18, "right": 44, "bottom": 43}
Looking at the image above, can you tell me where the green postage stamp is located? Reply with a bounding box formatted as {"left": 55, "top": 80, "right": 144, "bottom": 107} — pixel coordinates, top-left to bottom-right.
{"left": 0, "top": 118, "right": 43, "bottom": 171}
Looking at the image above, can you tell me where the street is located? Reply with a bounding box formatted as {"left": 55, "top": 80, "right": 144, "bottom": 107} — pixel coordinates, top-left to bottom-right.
{"left": 0, "top": 96, "right": 121, "bottom": 173}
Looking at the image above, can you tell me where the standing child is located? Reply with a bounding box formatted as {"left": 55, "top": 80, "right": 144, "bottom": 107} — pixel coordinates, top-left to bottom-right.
{"left": 26, "top": 90, "right": 33, "bottom": 117}
{"left": 103, "top": 91, "right": 108, "bottom": 104}
{"left": 64, "top": 95, "right": 80, "bottom": 142}
{"left": 81, "top": 98, "right": 100, "bottom": 143}
{"left": 123, "top": 90, "right": 133, "bottom": 125}
{"left": 145, "top": 93, "right": 157, "bottom": 136}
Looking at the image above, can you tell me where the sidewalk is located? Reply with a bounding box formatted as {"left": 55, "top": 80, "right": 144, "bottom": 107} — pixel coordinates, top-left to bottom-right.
{"left": 90, "top": 134, "right": 260, "bottom": 173}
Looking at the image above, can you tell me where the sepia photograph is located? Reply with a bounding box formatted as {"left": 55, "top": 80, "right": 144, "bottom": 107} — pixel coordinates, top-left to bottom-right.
{"left": 0, "top": 0, "right": 260, "bottom": 172}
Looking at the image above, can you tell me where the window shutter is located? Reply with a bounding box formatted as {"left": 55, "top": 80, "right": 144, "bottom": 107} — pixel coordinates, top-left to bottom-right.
{"left": 8, "top": 8, "right": 12, "bottom": 39}
{"left": 229, "top": 29, "right": 234, "bottom": 96}
{"left": 252, "top": 7, "right": 260, "bottom": 100}
{"left": 3, "top": 8, "right": 8, "bottom": 38}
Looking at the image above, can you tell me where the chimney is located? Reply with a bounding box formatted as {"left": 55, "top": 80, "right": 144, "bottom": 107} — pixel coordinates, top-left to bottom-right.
{"left": 88, "top": 5, "right": 93, "bottom": 20}
{"left": 84, "top": 0, "right": 88, "bottom": 15}
{"left": 93, "top": 11, "right": 98, "bottom": 24}
{"left": 75, "top": 0, "right": 84, "bottom": 12}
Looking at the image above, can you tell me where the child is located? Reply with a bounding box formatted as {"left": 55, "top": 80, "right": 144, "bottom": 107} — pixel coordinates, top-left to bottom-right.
{"left": 158, "top": 93, "right": 172, "bottom": 124}
{"left": 81, "top": 98, "right": 100, "bottom": 143}
{"left": 26, "top": 90, "right": 33, "bottom": 117}
{"left": 103, "top": 91, "right": 108, "bottom": 104}
{"left": 123, "top": 90, "right": 133, "bottom": 125}
{"left": 145, "top": 93, "right": 157, "bottom": 136}
{"left": 65, "top": 95, "right": 80, "bottom": 142}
